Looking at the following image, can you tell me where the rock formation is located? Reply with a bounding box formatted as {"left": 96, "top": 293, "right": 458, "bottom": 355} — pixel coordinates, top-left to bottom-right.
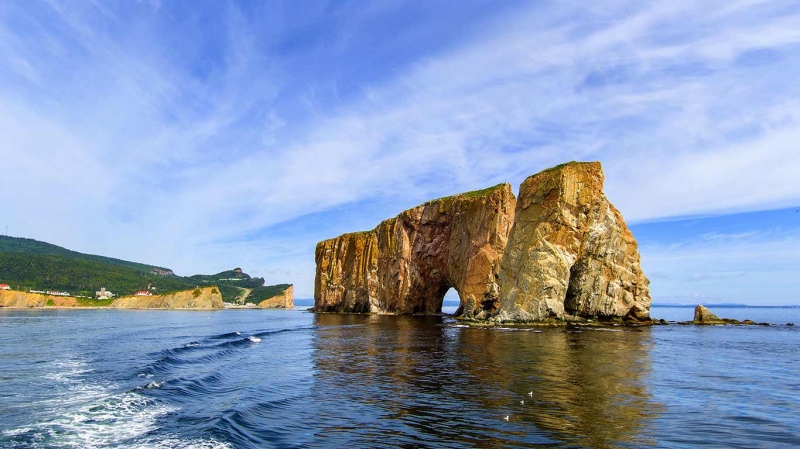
{"left": 0, "top": 287, "right": 222, "bottom": 309}
{"left": 313, "top": 161, "right": 652, "bottom": 324}
{"left": 109, "top": 287, "right": 223, "bottom": 309}
{"left": 693, "top": 305, "right": 726, "bottom": 324}
{"left": 491, "top": 162, "right": 650, "bottom": 324}
{"left": 314, "top": 183, "right": 516, "bottom": 315}
{"left": 257, "top": 284, "right": 294, "bottom": 308}
{"left": 689, "top": 304, "right": 768, "bottom": 325}
{"left": 0, "top": 290, "right": 79, "bottom": 307}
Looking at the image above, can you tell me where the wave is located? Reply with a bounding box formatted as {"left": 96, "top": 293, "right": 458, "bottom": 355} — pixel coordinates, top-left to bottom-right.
{"left": 126, "top": 437, "right": 233, "bottom": 449}
{"left": 2, "top": 357, "right": 180, "bottom": 448}
{"left": 208, "top": 331, "right": 242, "bottom": 340}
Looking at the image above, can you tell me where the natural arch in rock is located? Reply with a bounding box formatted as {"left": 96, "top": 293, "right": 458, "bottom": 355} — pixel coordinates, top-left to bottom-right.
{"left": 313, "top": 183, "right": 516, "bottom": 317}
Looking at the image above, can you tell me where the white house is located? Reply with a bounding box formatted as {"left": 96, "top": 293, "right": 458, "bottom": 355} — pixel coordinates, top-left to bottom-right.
{"left": 96, "top": 287, "right": 115, "bottom": 299}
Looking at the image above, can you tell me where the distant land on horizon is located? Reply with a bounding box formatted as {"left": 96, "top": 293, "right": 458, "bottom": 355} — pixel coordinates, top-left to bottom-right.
{"left": 651, "top": 302, "right": 800, "bottom": 308}
{"left": 0, "top": 235, "right": 290, "bottom": 304}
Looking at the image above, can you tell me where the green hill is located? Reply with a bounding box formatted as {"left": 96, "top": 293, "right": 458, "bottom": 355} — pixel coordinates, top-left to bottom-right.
{"left": 0, "top": 235, "right": 173, "bottom": 274}
{"left": 0, "top": 235, "right": 287, "bottom": 303}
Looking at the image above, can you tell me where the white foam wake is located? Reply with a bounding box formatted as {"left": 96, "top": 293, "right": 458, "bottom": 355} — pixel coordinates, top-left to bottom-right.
{"left": 2, "top": 357, "right": 218, "bottom": 448}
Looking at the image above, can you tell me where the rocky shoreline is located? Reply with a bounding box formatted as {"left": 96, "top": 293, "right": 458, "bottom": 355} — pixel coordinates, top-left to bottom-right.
{"left": 0, "top": 287, "right": 223, "bottom": 310}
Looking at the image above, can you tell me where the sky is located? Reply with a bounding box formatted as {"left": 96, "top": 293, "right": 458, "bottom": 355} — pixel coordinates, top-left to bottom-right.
{"left": 1, "top": 0, "right": 799, "bottom": 304}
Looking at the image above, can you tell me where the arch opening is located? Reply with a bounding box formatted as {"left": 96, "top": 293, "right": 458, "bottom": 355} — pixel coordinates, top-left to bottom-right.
{"left": 441, "top": 287, "right": 461, "bottom": 315}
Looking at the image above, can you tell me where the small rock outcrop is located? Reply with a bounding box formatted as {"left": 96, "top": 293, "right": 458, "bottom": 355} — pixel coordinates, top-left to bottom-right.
{"left": 258, "top": 285, "right": 294, "bottom": 308}
{"left": 315, "top": 183, "right": 516, "bottom": 315}
{"left": 693, "top": 305, "right": 726, "bottom": 324}
{"left": 690, "top": 304, "right": 768, "bottom": 325}
{"left": 314, "top": 162, "right": 651, "bottom": 324}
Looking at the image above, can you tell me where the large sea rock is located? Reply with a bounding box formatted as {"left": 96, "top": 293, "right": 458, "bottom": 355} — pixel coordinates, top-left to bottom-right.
{"left": 314, "top": 183, "right": 516, "bottom": 316}
{"left": 314, "top": 161, "right": 651, "bottom": 324}
{"left": 491, "top": 162, "right": 650, "bottom": 324}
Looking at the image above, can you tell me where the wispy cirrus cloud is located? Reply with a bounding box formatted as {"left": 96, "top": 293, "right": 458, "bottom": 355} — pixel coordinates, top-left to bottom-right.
{"left": 1, "top": 1, "right": 799, "bottom": 298}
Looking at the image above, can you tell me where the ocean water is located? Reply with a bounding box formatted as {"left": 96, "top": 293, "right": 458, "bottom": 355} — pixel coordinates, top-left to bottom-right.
{"left": 0, "top": 307, "right": 798, "bottom": 448}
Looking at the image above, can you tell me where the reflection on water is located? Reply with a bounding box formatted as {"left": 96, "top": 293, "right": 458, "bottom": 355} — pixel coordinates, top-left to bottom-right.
{"left": 2, "top": 310, "right": 798, "bottom": 448}
{"left": 312, "top": 314, "right": 662, "bottom": 448}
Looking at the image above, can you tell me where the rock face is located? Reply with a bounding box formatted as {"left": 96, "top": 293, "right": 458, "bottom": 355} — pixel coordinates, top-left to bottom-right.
{"left": 313, "top": 162, "right": 651, "bottom": 324}
{"left": 693, "top": 305, "right": 725, "bottom": 324}
{"left": 314, "top": 183, "right": 516, "bottom": 315}
{"left": 109, "top": 287, "right": 223, "bottom": 309}
{"left": 0, "top": 287, "right": 222, "bottom": 309}
{"left": 258, "top": 284, "right": 294, "bottom": 308}
{"left": 0, "top": 290, "right": 79, "bottom": 307}
{"left": 492, "top": 162, "right": 650, "bottom": 323}
{"left": 690, "top": 304, "right": 767, "bottom": 325}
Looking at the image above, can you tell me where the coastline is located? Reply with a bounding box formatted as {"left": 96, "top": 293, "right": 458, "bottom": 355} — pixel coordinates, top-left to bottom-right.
{"left": 0, "top": 305, "right": 221, "bottom": 311}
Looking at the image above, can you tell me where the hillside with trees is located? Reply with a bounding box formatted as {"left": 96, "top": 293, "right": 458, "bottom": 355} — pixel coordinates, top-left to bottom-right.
{"left": 0, "top": 235, "right": 288, "bottom": 303}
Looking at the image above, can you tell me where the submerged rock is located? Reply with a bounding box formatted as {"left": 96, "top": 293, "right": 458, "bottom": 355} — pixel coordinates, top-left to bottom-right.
{"left": 313, "top": 162, "right": 651, "bottom": 324}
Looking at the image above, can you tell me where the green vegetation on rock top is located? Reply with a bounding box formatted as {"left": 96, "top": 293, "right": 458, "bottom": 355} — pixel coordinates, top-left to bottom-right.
{"left": 422, "top": 182, "right": 509, "bottom": 207}
{"left": 245, "top": 284, "right": 292, "bottom": 304}
{"left": 535, "top": 160, "right": 597, "bottom": 177}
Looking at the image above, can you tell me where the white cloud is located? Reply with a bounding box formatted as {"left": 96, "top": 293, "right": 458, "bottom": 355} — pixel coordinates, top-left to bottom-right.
{"left": 641, "top": 230, "right": 800, "bottom": 305}
{"left": 2, "top": 1, "right": 800, "bottom": 298}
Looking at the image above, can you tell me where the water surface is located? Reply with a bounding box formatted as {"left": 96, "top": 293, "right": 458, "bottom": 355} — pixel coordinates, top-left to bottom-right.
{"left": 0, "top": 308, "right": 798, "bottom": 448}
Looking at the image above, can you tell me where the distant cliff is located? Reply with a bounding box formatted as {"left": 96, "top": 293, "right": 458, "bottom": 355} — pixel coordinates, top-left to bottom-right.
{"left": 0, "top": 290, "right": 79, "bottom": 308}
{"left": 0, "top": 236, "right": 275, "bottom": 303}
{"left": 256, "top": 284, "right": 294, "bottom": 308}
{"left": 314, "top": 162, "right": 651, "bottom": 324}
{"left": 0, "top": 287, "right": 223, "bottom": 310}
{"left": 109, "top": 287, "right": 223, "bottom": 309}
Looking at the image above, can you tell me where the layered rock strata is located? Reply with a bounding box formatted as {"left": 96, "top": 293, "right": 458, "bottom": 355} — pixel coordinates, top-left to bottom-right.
{"left": 314, "top": 183, "right": 516, "bottom": 316}
{"left": 314, "top": 162, "right": 652, "bottom": 324}
{"left": 491, "top": 162, "right": 650, "bottom": 324}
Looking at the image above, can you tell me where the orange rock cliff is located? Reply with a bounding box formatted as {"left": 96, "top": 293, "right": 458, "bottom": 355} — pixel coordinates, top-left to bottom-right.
{"left": 313, "top": 162, "right": 651, "bottom": 324}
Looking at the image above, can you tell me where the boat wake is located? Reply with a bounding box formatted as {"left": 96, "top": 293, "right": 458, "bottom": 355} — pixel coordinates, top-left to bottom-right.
{"left": 1, "top": 358, "right": 231, "bottom": 449}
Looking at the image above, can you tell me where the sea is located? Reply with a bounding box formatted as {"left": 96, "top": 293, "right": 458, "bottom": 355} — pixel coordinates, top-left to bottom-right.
{"left": 0, "top": 305, "right": 798, "bottom": 449}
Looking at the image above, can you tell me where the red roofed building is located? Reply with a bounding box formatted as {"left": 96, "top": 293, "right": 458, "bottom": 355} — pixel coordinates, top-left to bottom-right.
{"left": 0, "top": 284, "right": 10, "bottom": 290}
{"left": 135, "top": 290, "right": 152, "bottom": 296}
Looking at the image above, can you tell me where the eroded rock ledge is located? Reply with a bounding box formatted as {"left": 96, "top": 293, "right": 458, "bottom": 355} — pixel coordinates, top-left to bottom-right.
{"left": 0, "top": 286, "right": 223, "bottom": 309}
{"left": 314, "top": 162, "right": 652, "bottom": 324}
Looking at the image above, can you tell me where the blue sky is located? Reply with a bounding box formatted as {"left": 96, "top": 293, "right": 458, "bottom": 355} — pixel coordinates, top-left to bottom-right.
{"left": 1, "top": 1, "right": 798, "bottom": 304}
